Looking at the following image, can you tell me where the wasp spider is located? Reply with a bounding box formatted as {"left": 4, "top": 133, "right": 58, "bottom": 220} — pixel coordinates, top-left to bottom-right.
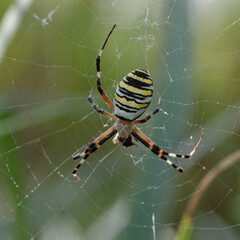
{"left": 72, "top": 24, "right": 204, "bottom": 182}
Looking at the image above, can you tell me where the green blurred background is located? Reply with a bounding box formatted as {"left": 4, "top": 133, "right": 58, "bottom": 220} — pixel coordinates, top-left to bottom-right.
{"left": 0, "top": 0, "right": 240, "bottom": 239}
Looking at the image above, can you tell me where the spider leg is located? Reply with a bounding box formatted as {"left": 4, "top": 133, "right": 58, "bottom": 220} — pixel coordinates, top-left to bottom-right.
{"left": 131, "top": 128, "right": 203, "bottom": 172}
{"left": 96, "top": 24, "right": 116, "bottom": 110}
{"left": 72, "top": 126, "right": 117, "bottom": 182}
{"left": 134, "top": 97, "right": 161, "bottom": 124}
{"left": 131, "top": 128, "right": 183, "bottom": 172}
{"left": 88, "top": 88, "right": 117, "bottom": 120}
{"left": 133, "top": 127, "right": 204, "bottom": 159}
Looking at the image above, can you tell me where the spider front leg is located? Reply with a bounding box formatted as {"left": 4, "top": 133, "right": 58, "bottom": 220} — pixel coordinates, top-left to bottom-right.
{"left": 88, "top": 88, "right": 117, "bottom": 120}
{"left": 96, "top": 24, "right": 116, "bottom": 110}
{"left": 72, "top": 126, "right": 117, "bottom": 182}
{"left": 134, "top": 97, "right": 161, "bottom": 124}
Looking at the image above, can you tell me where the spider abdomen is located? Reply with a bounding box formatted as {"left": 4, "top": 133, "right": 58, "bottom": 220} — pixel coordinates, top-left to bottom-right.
{"left": 114, "top": 69, "right": 153, "bottom": 121}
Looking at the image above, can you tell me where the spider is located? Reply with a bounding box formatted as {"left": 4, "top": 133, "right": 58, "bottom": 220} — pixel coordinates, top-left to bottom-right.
{"left": 72, "top": 24, "right": 204, "bottom": 182}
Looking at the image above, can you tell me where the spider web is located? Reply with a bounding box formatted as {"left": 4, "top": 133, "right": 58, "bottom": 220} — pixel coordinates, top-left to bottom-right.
{"left": 0, "top": 0, "right": 240, "bottom": 239}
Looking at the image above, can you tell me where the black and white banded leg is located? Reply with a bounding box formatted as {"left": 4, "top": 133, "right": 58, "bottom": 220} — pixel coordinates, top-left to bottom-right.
{"left": 88, "top": 88, "right": 117, "bottom": 120}
{"left": 96, "top": 24, "right": 116, "bottom": 110}
{"left": 131, "top": 128, "right": 204, "bottom": 172}
{"left": 134, "top": 97, "right": 161, "bottom": 124}
{"left": 72, "top": 126, "right": 117, "bottom": 182}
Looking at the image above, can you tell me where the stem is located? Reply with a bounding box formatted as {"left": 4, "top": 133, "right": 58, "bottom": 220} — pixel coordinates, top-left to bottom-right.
{"left": 185, "top": 149, "right": 240, "bottom": 218}
{"left": 176, "top": 149, "right": 240, "bottom": 240}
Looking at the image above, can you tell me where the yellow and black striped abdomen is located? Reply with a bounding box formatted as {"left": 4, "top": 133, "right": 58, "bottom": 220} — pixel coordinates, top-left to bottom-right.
{"left": 114, "top": 69, "right": 153, "bottom": 121}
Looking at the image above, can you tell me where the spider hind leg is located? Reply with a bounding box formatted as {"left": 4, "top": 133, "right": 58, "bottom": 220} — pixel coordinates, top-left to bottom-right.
{"left": 72, "top": 126, "right": 117, "bottom": 182}
{"left": 72, "top": 138, "right": 95, "bottom": 160}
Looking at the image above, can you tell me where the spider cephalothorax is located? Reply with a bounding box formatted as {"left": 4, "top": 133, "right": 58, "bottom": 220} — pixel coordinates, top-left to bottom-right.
{"left": 113, "top": 119, "right": 137, "bottom": 147}
{"left": 72, "top": 24, "right": 204, "bottom": 183}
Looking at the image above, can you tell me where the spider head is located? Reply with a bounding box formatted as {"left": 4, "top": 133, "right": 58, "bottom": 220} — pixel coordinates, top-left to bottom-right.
{"left": 113, "top": 120, "right": 138, "bottom": 147}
